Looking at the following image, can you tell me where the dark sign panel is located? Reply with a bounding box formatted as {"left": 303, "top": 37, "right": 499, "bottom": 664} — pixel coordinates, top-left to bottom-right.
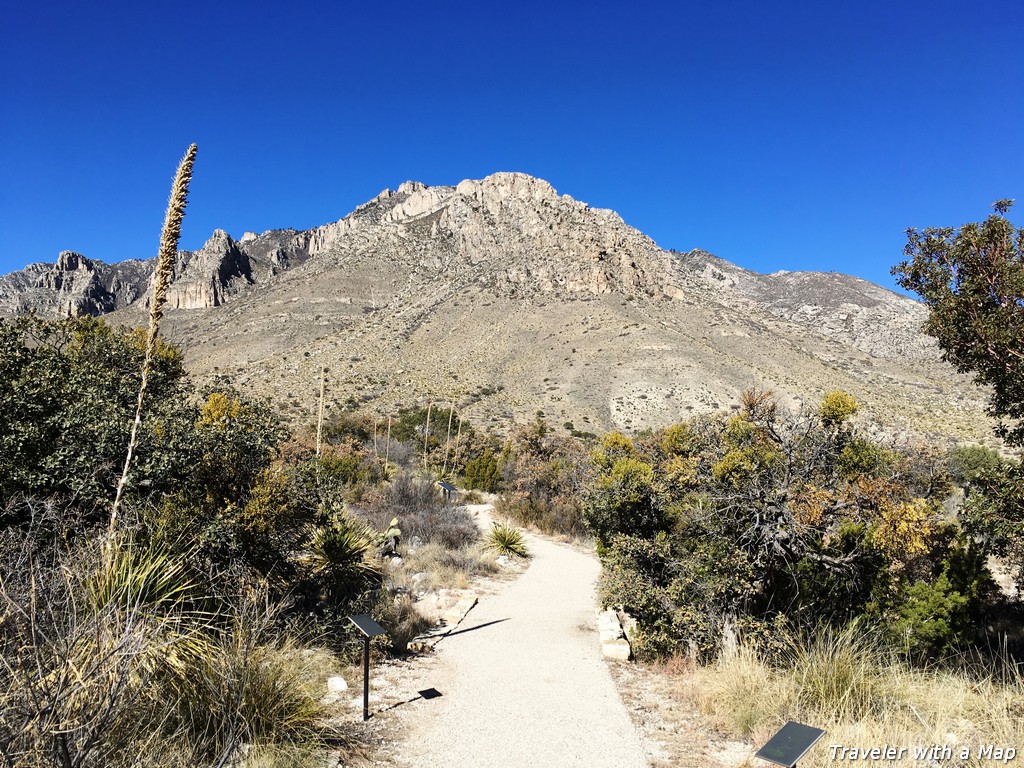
{"left": 755, "top": 721, "right": 827, "bottom": 768}
{"left": 349, "top": 614, "right": 387, "bottom": 638}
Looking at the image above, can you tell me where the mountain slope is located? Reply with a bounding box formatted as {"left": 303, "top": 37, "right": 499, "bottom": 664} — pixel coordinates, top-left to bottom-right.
{"left": 0, "top": 172, "right": 991, "bottom": 443}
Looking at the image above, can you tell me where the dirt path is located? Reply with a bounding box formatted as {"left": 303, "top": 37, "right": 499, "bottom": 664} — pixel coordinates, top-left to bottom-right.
{"left": 386, "top": 506, "right": 649, "bottom": 767}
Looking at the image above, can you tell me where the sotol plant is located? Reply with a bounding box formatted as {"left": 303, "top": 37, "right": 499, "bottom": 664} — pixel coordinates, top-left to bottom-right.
{"left": 484, "top": 520, "right": 528, "bottom": 558}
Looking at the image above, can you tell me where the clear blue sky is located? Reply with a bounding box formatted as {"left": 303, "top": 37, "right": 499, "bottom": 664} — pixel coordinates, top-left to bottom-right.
{"left": 2, "top": 0, "right": 1021, "bottom": 292}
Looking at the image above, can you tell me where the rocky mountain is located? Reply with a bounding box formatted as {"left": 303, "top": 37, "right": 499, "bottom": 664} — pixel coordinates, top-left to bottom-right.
{"left": 0, "top": 250, "right": 152, "bottom": 317}
{"left": 0, "top": 227, "right": 313, "bottom": 316}
{"left": 0, "top": 172, "right": 992, "bottom": 443}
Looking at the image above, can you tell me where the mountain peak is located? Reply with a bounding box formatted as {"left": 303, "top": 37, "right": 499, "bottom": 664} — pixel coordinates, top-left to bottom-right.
{"left": 55, "top": 251, "right": 94, "bottom": 271}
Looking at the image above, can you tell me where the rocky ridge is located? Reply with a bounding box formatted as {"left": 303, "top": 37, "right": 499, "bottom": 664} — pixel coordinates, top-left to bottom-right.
{"left": 0, "top": 172, "right": 989, "bottom": 442}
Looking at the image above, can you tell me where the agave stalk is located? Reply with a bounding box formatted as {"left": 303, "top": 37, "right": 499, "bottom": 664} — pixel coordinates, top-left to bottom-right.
{"left": 316, "top": 364, "right": 326, "bottom": 456}
{"left": 110, "top": 144, "right": 197, "bottom": 534}
{"left": 442, "top": 403, "right": 455, "bottom": 475}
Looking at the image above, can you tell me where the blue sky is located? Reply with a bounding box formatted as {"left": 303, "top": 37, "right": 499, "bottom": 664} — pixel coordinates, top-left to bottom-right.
{"left": 2, "top": 0, "right": 1021, "bottom": 292}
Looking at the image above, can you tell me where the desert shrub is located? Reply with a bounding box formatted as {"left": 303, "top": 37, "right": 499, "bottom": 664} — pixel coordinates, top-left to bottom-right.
{"left": 484, "top": 521, "right": 528, "bottom": 558}
{"left": 599, "top": 531, "right": 754, "bottom": 660}
{"left": 145, "top": 465, "right": 320, "bottom": 597}
{"left": 463, "top": 449, "right": 502, "bottom": 492}
{"left": 591, "top": 431, "right": 636, "bottom": 469}
{"left": 358, "top": 472, "right": 478, "bottom": 550}
{"left": 838, "top": 437, "right": 888, "bottom": 477}
{"left": 322, "top": 411, "right": 376, "bottom": 444}
{"left": 404, "top": 503, "right": 479, "bottom": 550}
{"left": 374, "top": 593, "right": 433, "bottom": 654}
{"left": 495, "top": 492, "right": 588, "bottom": 538}
{"left": 958, "top": 457, "right": 1024, "bottom": 593}
{"left": 313, "top": 439, "right": 380, "bottom": 487}
{"left": 394, "top": 541, "right": 498, "bottom": 597}
{"left": 0, "top": 317, "right": 289, "bottom": 554}
{"left": 588, "top": 390, "right": 1007, "bottom": 662}
{"left": 583, "top": 456, "right": 670, "bottom": 550}
{"left": 948, "top": 443, "right": 1005, "bottom": 488}
{"left": 497, "top": 416, "right": 591, "bottom": 537}
{"left": 820, "top": 389, "right": 859, "bottom": 428}
{"left": 0, "top": 315, "right": 192, "bottom": 512}
{"left": 885, "top": 573, "right": 970, "bottom": 658}
{"left": 190, "top": 387, "right": 286, "bottom": 508}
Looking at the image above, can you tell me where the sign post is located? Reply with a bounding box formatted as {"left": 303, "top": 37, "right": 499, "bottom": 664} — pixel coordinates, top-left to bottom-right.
{"left": 755, "top": 721, "right": 826, "bottom": 768}
{"left": 347, "top": 614, "right": 387, "bottom": 721}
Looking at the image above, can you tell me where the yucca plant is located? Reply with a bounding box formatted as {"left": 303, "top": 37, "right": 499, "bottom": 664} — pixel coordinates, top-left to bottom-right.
{"left": 0, "top": 533, "right": 216, "bottom": 767}
{"left": 308, "top": 516, "right": 383, "bottom": 604}
{"left": 484, "top": 520, "right": 528, "bottom": 558}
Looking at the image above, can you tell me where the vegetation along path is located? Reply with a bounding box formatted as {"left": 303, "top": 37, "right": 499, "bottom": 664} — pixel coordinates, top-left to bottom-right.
{"left": 392, "top": 505, "right": 648, "bottom": 767}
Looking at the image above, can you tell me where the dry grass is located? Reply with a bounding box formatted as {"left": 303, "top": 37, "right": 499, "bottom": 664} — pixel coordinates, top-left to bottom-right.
{"left": 0, "top": 527, "right": 359, "bottom": 767}
{"left": 684, "top": 628, "right": 1024, "bottom": 768}
{"left": 397, "top": 541, "right": 499, "bottom": 593}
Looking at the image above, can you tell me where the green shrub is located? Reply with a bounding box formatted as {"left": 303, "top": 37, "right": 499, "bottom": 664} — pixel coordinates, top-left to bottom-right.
{"left": 887, "top": 573, "right": 971, "bottom": 658}
{"left": 463, "top": 450, "right": 501, "bottom": 492}
{"left": 820, "top": 390, "right": 859, "bottom": 428}
{"left": 583, "top": 456, "right": 669, "bottom": 549}
{"left": 948, "top": 443, "right": 1005, "bottom": 488}
{"left": 598, "top": 532, "right": 754, "bottom": 660}
{"left": 0, "top": 316, "right": 192, "bottom": 510}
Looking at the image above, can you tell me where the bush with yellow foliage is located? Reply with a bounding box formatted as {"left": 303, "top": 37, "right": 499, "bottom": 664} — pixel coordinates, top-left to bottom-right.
{"left": 591, "top": 389, "right": 999, "bottom": 661}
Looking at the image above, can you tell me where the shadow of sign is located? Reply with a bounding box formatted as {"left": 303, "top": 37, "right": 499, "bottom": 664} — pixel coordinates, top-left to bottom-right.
{"left": 444, "top": 618, "right": 510, "bottom": 637}
{"left": 379, "top": 688, "right": 444, "bottom": 713}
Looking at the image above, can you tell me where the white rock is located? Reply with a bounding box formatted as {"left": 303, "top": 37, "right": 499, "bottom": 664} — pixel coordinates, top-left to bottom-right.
{"left": 602, "top": 638, "right": 631, "bottom": 661}
{"left": 596, "top": 609, "right": 624, "bottom": 643}
{"left": 327, "top": 675, "right": 348, "bottom": 693}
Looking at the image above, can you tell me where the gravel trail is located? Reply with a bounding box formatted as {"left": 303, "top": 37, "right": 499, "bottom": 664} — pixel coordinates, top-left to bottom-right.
{"left": 392, "top": 508, "right": 648, "bottom": 767}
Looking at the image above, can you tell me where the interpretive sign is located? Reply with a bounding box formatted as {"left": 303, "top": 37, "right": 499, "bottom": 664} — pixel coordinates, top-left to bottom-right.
{"left": 349, "top": 614, "right": 386, "bottom": 638}
{"left": 348, "top": 614, "right": 387, "bottom": 721}
{"left": 755, "top": 721, "right": 827, "bottom": 768}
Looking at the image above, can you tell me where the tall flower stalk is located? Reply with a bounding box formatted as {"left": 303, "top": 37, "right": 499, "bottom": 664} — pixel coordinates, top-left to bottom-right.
{"left": 110, "top": 144, "right": 197, "bottom": 534}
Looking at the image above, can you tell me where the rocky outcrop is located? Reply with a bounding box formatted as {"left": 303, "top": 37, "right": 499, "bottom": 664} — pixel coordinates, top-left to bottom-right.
{"left": 0, "top": 227, "right": 311, "bottom": 317}
{"left": 0, "top": 172, "right": 926, "bottom": 363}
{"left": 0, "top": 251, "right": 152, "bottom": 317}
{"left": 156, "top": 230, "right": 255, "bottom": 310}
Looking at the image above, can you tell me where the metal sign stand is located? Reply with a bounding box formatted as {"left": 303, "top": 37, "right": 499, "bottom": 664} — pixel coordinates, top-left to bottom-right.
{"left": 347, "top": 614, "right": 387, "bottom": 721}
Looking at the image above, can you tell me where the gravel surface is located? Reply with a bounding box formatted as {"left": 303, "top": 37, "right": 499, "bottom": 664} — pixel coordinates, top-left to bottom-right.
{"left": 390, "top": 508, "right": 648, "bottom": 767}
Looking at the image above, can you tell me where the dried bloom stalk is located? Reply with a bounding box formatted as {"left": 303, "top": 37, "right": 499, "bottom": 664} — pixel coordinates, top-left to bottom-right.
{"left": 110, "top": 144, "right": 197, "bottom": 533}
